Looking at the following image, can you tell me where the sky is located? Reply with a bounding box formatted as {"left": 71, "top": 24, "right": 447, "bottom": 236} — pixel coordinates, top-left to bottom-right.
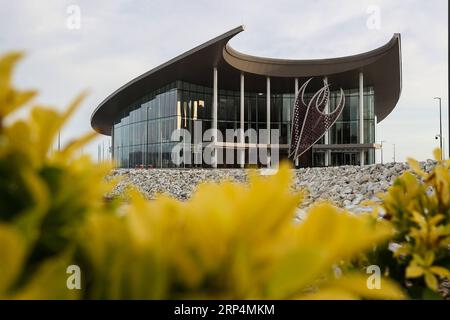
{"left": 0, "top": 0, "right": 448, "bottom": 162}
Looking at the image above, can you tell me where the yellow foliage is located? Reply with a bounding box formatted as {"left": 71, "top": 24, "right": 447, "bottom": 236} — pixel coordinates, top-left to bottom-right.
{"left": 380, "top": 149, "right": 450, "bottom": 293}
{"left": 80, "top": 169, "right": 404, "bottom": 299}
{"left": 0, "top": 51, "right": 406, "bottom": 300}
{"left": 0, "top": 224, "right": 26, "bottom": 295}
{"left": 0, "top": 52, "right": 112, "bottom": 299}
{"left": 0, "top": 52, "right": 36, "bottom": 121}
{"left": 302, "top": 274, "right": 405, "bottom": 300}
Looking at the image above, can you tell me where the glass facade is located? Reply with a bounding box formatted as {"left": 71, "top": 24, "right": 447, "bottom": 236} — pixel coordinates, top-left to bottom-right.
{"left": 312, "top": 87, "right": 375, "bottom": 166}
{"left": 111, "top": 80, "right": 375, "bottom": 168}
{"left": 112, "top": 82, "right": 178, "bottom": 168}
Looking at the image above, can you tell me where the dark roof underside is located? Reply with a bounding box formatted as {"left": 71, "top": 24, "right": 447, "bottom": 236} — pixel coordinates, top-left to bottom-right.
{"left": 91, "top": 26, "right": 402, "bottom": 135}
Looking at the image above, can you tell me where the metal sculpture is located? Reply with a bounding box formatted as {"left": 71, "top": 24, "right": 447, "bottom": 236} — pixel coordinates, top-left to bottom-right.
{"left": 289, "top": 78, "right": 346, "bottom": 161}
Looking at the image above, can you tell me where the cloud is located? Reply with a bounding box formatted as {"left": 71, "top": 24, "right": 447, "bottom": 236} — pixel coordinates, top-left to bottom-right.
{"left": 0, "top": 0, "right": 447, "bottom": 162}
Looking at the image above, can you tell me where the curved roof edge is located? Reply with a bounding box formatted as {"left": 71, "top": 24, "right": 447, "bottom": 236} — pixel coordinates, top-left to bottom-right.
{"left": 91, "top": 26, "right": 245, "bottom": 135}
{"left": 91, "top": 26, "right": 401, "bottom": 135}
{"left": 223, "top": 34, "right": 401, "bottom": 77}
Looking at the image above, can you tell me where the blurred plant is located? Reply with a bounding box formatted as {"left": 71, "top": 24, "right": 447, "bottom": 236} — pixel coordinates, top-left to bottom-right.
{"left": 373, "top": 149, "right": 450, "bottom": 299}
{"left": 80, "top": 170, "right": 405, "bottom": 299}
{"left": 0, "top": 51, "right": 405, "bottom": 300}
{"left": 0, "top": 52, "right": 116, "bottom": 299}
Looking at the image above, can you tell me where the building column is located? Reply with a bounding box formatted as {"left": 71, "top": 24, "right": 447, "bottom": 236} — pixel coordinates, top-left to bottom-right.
{"left": 359, "top": 71, "right": 364, "bottom": 166}
{"left": 212, "top": 67, "right": 218, "bottom": 168}
{"left": 266, "top": 76, "right": 271, "bottom": 167}
{"left": 240, "top": 73, "right": 245, "bottom": 168}
{"left": 323, "top": 76, "right": 330, "bottom": 166}
{"left": 294, "top": 78, "right": 299, "bottom": 167}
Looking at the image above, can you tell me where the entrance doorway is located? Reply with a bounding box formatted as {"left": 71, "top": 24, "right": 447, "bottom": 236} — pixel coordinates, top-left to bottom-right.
{"left": 344, "top": 152, "right": 358, "bottom": 165}
{"left": 330, "top": 151, "right": 360, "bottom": 166}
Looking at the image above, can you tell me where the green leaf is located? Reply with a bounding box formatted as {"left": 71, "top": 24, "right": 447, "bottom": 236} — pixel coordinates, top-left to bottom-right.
{"left": 422, "top": 287, "right": 443, "bottom": 300}
{"left": 406, "top": 264, "right": 424, "bottom": 278}
{"left": 424, "top": 252, "right": 435, "bottom": 267}
{"left": 0, "top": 224, "right": 26, "bottom": 295}
{"left": 424, "top": 272, "right": 438, "bottom": 291}
{"left": 430, "top": 266, "right": 450, "bottom": 279}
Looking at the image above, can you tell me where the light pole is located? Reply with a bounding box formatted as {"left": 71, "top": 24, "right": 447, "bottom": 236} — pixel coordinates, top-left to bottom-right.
{"left": 434, "top": 97, "right": 443, "bottom": 159}
{"left": 381, "top": 140, "right": 387, "bottom": 164}
{"left": 393, "top": 143, "right": 396, "bottom": 163}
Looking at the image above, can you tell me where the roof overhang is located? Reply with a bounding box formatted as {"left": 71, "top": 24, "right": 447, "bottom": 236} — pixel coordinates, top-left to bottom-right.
{"left": 91, "top": 26, "right": 402, "bottom": 135}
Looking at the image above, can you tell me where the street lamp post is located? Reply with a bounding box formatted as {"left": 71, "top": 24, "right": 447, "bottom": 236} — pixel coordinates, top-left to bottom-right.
{"left": 434, "top": 97, "right": 443, "bottom": 159}
{"left": 393, "top": 143, "right": 396, "bottom": 163}
{"left": 381, "top": 140, "right": 387, "bottom": 164}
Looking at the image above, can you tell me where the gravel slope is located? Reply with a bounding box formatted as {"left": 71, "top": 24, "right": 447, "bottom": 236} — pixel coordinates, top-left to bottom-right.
{"left": 106, "top": 160, "right": 436, "bottom": 211}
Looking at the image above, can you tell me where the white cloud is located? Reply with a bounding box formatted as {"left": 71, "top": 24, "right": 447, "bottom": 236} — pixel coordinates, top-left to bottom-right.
{"left": 0, "top": 0, "right": 447, "bottom": 162}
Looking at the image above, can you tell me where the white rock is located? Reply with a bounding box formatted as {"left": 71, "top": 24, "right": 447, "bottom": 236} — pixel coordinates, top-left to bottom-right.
{"left": 106, "top": 161, "right": 436, "bottom": 215}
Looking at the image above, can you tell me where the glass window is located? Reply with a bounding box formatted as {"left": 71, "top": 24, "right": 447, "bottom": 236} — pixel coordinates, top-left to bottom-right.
{"left": 245, "top": 95, "right": 257, "bottom": 123}
{"left": 280, "top": 123, "right": 289, "bottom": 145}
{"left": 351, "top": 122, "right": 358, "bottom": 143}
{"left": 364, "top": 119, "right": 375, "bottom": 143}
{"left": 204, "top": 93, "right": 212, "bottom": 120}
{"left": 218, "top": 96, "right": 227, "bottom": 120}
{"left": 112, "top": 81, "right": 377, "bottom": 168}
{"left": 226, "top": 96, "right": 235, "bottom": 121}
{"left": 313, "top": 152, "right": 325, "bottom": 167}
{"left": 282, "top": 95, "right": 291, "bottom": 123}
{"left": 257, "top": 94, "right": 266, "bottom": 123}
{"left": 364, "top": 91, "right": 375, "bottom": 120}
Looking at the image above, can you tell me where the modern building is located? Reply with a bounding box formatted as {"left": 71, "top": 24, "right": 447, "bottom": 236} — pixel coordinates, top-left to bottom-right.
{"left": 91, "top": 26, "right": 402, "bottom": 168}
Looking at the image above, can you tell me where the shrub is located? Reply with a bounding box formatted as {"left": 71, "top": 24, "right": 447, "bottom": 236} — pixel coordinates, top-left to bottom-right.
{"left": 0, "top": 52, "right": 405, "bottom": 299}
{"left": 369, "top": 150, "right": 450, "bottom": 299}
{"left": 0, "top": 52, "right": 115, "bottom": 299}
